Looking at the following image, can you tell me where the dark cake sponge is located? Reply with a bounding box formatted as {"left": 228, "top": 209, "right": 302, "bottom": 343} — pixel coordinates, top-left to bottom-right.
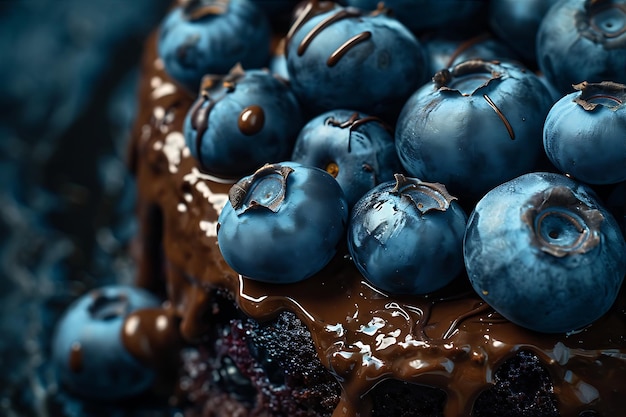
{"left": 179, "top": 290, "right": 571, "bottom": 417}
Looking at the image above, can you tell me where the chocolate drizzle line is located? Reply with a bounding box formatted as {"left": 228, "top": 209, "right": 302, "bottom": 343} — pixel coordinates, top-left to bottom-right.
{"left": 297, "top": 8, "right": 362, "bottom": 56}
{"left": 482, "top": 94, "right": 515, "bottom": 140}
{"left": 129, "top": 31, "right": 626, "bottom": 417}
{"left": 327, "top": 31, "right": 371, "bottom": 67}
{"left": 183, "top": 0, "right": 230, "bottom": 21}
{"left": 69, "top": 342, "right": 83, "bottom": 373}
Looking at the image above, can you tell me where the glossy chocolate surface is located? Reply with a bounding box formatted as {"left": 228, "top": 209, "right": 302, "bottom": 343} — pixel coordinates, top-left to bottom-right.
{"left": 128, "top": 31, "right": 626, "bottom": 417}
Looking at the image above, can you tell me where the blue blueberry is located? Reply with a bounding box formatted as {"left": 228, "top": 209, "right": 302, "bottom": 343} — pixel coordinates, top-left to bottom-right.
{"left": 423, "top": 33, "right": 520, "bottom": 76}
{"left": 607, "top": 181, "right": 626, "bottom": 238}
{"left": 537, "top": 0, "right": 626, "bottom": 95}
{"left": 183, "top": 67, "right": 303, "bottom": 178}
{"left": 286, "top": 5, "right": 428, "bottom": 118}
{"left": 344, "top": 0, "right": 487, "bottom": 34}
{"left": 291, "top": 109, "right": 402, "bottom": 207}
{"left": 157, "top": 0, "right": 271, "bottom": 92}
{"left": 51, "top": 285, "right": 160, "bottom": 400}
{"left": 543, "top": 81, "right": 626, "bottom": 184}
{"left": 217, "top": 162, "right": 348, "bottom": 283}
{"left": 488, "top": 0, "right": 560, "bottom": 63}
{"left": 395, "top": 59, "right": 554, "bottom": 200}
{"left": 464, "top": 172, "right": 626, "bottom": 333}
{"left": 348, "top": 174, "right": 467, "bottom": 294}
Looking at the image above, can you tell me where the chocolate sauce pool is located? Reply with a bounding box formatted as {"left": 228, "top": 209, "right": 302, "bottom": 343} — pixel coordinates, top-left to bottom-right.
{"left": 125, "top": 32, "right": 626, "bottom": 417}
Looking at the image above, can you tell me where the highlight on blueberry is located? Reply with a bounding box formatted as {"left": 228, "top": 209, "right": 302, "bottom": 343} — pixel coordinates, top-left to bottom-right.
{"left": 348, "top": 174, "right": 467, "bottom": 295}
{"left": 157, "top": 0, "right": 271, "bottom": 92}
{"left": 543, "top": 81, "right": 626, "bottom": 185}
{"left": 183, "top": 66, "right": 303, "bottom": 178}
{"left": 217, "top": 162, "right": 348, "bottom": 283}
{"left": 291, "top": 109, "right": 402, "bottom": 207}
{"left": 51, "top": 285, "right": 161, "bottom": 400}
{"left": 464, "top": 172, "right": 626, "bottom": 333}
{"left": 395, "top": 59, "right": 554, "bottom": 200}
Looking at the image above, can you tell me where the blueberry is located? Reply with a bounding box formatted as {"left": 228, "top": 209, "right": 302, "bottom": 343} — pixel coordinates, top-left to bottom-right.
{"left": 217, "top": 162, "right": 348, "bottom": 283}
{"left": 286, "top": 5, "right": 428, "bottom": 118}
{"left": 543, "top": 81, "right": 626, "bottom": 184}
{"left": 348, "top": 174, "right": 467, "bottom": 294}
{"left": 395, "top": 59, "right": 554, "bottom": 200}
{"left": 344, "top": 0, "right": 487, "bottom": 34}
{"left": 488, "top": 0, "right": 560, "bottom": 63}
{"left": 183, "top": 66, "right": 303, "bottom": 178}
{"left": 464, "top": 172, "right": 626, "bottom": 333}
{"left": 422, "top": 33, "right": 520, "bottom": 77}
{"left": 51, "top": 285, "right": 160, "bottom": 400}
{"left": 291, "top": 109, "right": 402, "bottom": 207}
{"left": 607, "top": 181, "right": 626, "bottom": 238}
{"left": 157, "top": 0, "right": 271, "bottom": 92}
{"left": 537, "top": 0, "right": 626, "bottom": 95}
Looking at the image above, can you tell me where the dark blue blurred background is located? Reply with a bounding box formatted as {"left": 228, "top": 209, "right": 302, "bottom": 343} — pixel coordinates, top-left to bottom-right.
{"left": 0, "top": 1, "right": 172, "bottom": 415}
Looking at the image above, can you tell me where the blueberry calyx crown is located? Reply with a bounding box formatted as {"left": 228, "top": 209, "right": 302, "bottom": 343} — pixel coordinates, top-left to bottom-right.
{"left": 87, "top": 290, "right": 131, "bottom": 321}
{"left": 577, "top": 0, "right": 626, "bottom": 47}
{"left": 390, "top": 173, "right": 457, "bottom": 214}
{"left": 182, "top": 0, "right": 230, "bottom": 21}
{"left": 573, "top": 80, "right": 626, "bottom": 111}
{"left": 433, "top": 59, "right": 503, "bottom": 95}
{"left": 521, "top": 186, "right": 604, "bottom": 257}
{"left": 228, "top": 163, "right": 293, "bottom": 214}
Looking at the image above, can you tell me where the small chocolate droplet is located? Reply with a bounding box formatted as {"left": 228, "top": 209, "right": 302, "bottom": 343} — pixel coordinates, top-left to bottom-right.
{"left": 238, "top": 105, "right": 265, "bottom": 136}
{"left": 69, "top": 341, "right": 83, "bottom": 373}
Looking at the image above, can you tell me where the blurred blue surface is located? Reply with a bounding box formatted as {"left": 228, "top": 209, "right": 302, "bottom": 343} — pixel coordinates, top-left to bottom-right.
{"left": 0, "top": 1, "right": 172, "bottom": 415}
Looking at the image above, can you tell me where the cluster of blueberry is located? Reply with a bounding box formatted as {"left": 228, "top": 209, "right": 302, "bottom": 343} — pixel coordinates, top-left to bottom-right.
{"left": 164, "top": 0, "right": 626, "bottom": 329}
{"left": 50, "top": 0, "right": 626, "bottom": 404}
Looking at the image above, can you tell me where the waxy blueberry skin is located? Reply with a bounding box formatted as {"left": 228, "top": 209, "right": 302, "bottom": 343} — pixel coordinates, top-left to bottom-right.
{"left": 423, "top": 34, "right": 520, "bottom": 77}
{"left": 157, "top": 0, "right": 271, "bottom": 92}
{"left": 345, "top": 0, "right": 487, "bottom": 34}
{"left": 543, "top": 81, "right": 626, "bottom": 184}
{"left": 217, "top": 162, "right": 348, "bottom": 283}
{"left": 536, "top": 0, "right": 626, "bottom": 95}
{"left": 395, "top": 59, "right": 554, "bottom": 200}
{"left": 183, "top": 67, "right": 303, "bottom": 178}
{"left": 348, "top": 174, "right": 467, "bottom": 295}
{"left": 488, "top": 0, "right": 560, "bottom": 62}
{"left": 51, "top": 286, "right": 160, "bottom": 400}
{"left": 464, "top": 172, "right": 626, "bottom": 333}
{"left": 291, "top": 109, "right": 402, "bottom": 207}
{"left": 286, "top": 5, "right": 428, "bottom": 118}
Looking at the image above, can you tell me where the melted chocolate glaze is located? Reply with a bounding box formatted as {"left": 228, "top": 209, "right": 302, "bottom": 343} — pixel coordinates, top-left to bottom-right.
{"left": 127, "top": 31, "right": 626, "bottom": 417}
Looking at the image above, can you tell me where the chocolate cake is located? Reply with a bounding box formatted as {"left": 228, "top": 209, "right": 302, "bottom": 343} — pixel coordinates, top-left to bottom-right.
{"left": 51, "top": 1, "right": 626, "bottom": 416}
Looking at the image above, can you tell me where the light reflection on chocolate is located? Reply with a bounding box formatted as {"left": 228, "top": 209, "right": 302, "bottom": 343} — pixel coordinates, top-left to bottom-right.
{"left": 128, "top": 30, "right": 626, "bottom": 417}
{"left": 237, "top": 105, "right": 265, "bottom": 135}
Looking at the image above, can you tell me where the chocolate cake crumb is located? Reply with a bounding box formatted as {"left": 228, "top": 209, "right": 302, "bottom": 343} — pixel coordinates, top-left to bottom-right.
{"left": 473, "top": 350, "right": 559, "bottom": 417}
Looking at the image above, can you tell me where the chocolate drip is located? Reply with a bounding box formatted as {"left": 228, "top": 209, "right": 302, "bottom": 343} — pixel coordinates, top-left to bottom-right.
{"left": 69, "top": 342, "right": 83, "bottom": 373}
{"left": 129, "top": 31, "right": 626, "bottom": 417}
{"left": 482, "top": 94, "right": 515, "bottom": 140}
{"left": 237, "top": 105, "right": 265, "bottom": 136}
{"left": 327, "top": 31, "right": 371, "bottom": 67}
{"left": 297, "top": 8, "right": 362, "bottom": 56}
{"left": 286, "top": 0, "right": 337, "bottom": 55}
{"left": 189, "top": 94, "right": 215, "bottom": 161}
